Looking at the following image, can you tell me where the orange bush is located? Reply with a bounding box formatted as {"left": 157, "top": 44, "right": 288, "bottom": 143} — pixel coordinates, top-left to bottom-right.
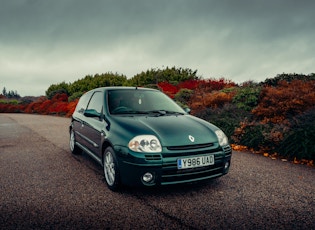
{"left": 66, "top": 99, "right": 79, "bottom": 117}
{"left": 203, "top": 91, "right": 235, "bottom": 108}
{"left": 190, "top": 91, "right": 235, "bottom": 111}
{"left": 252, "top": 80, "right": 315, "bottom": 123}
{"left": 189, "top": 78, "right": 236, "bottom": 112}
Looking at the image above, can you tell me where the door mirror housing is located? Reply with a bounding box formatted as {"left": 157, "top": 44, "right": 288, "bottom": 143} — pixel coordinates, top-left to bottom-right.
{"left": 84, "top": 109, "right": 101, "bottom": 118}
{"left": 184, "top": 107, "right": 191, "bottom": 114}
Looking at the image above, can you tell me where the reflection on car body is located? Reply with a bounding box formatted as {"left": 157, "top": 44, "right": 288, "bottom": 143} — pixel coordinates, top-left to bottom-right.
{"left": 69, "top": 87, "right": 232, "bottom": 191}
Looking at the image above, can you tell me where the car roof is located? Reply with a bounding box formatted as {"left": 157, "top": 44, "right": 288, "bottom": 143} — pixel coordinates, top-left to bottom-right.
{"left": 89, "top": 86, "right": 159, "bottom": 93}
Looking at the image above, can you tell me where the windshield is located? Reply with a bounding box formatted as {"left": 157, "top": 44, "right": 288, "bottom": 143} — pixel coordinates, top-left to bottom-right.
{"left": 107, "top": 89, "right": 186, "bottom": 115}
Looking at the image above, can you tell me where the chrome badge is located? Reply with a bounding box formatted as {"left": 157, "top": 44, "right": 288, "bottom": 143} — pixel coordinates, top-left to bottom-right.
{"left": 188, "top": 135, "right": 195, "bottom": 142}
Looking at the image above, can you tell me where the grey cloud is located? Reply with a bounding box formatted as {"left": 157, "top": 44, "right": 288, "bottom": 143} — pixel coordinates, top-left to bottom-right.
{"left": 1, "top": 0, "right": 315, "bottom": 96}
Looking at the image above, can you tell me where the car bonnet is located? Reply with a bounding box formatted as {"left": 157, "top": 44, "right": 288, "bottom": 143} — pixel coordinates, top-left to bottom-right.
{"left": 113, "top": 115, "right": 219, "bottom": 147}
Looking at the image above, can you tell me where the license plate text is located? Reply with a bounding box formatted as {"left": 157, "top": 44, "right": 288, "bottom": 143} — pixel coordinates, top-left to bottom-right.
{"left": 177, "top": 155, "right": 214, "bottom": 169}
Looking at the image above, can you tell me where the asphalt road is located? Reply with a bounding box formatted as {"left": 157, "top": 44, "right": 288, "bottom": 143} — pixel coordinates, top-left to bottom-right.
{"left": 0, "top": 113, "right": 314, "bottom": 230}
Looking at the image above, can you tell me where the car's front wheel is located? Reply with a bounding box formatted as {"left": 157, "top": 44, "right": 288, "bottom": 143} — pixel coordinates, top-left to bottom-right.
{"left": 70, "top": 128, "right": 81, "bottom": 155}
{"left": 103, "top": 147, "right": 121, "bottom": 191}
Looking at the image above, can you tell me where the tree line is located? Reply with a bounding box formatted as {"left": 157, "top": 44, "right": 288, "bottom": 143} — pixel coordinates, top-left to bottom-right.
{"left": 1, "top": 87, "right": 21, "bottom": 99}
{"left": 45, "top": 67, "right": 199, "bottom": 100}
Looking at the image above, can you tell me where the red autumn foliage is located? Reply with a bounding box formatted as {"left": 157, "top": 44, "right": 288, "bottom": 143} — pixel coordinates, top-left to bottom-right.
{"left": 177, "top": 79, "right": 200, "bottom": 90}
{"left": 24, "top": 96, "right": 47, "bottom": 114}
{"left": 52, "top": 93, "right": 68, "bottom": 102}
{"left": 188, "top": 78, "right": 236, "bottom": 113}
{"left": 48, "top": 101, "right": 69, "bottom": 115}
{"left": 66, "top": 99, "right": 79, "bottom": 117}
{"left": 197, "top": 78, "right": 236, "bottom": 91}
{"left": 38, "top": 100, "right": 52, "bottom": 115}
{"left": 1, "top": 93, "right": 78, "bottom": 117}
{"left": 46, "top": 93, "right": 70, "bottom": 115}
{"left": 157, "top": 78, "right": 236, "bottom": 100}
{"left": 0, "top": 104, "right": 24, "bottom": 113}
{"left": 158, "top": 82, "right": 178, "bottom": 98}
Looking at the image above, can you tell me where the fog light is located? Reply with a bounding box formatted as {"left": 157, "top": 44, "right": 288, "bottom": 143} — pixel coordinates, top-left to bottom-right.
{"left": 142, "top": 172, "right": 153, "bottom": 183}
{"left": 224, "top": 161, "right": 230, "bottom": 170}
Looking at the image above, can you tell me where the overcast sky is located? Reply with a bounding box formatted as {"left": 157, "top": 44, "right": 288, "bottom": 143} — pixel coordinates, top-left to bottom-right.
{"left": 1, "top": 0, "right": 315, "bottom": 96}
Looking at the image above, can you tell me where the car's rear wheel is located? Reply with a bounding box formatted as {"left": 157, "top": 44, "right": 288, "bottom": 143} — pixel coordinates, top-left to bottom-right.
{"left": 70, "top": 128, "right": 81, "bottom": 155}
{"left": 103, "top": 147, "right": 120, "bottom": 191}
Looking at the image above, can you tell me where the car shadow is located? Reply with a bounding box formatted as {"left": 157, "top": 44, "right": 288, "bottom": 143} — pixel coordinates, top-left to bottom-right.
{"left": 122, "top": 177, "right": 224, "bottom": 197}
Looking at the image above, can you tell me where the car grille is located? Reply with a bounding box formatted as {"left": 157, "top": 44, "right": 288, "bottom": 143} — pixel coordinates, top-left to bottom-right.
{"left": 144, "top": 143, "right": 217, "bottom": 161}
{"left": 167, "top": 143, "right": 214, "bottom": 150}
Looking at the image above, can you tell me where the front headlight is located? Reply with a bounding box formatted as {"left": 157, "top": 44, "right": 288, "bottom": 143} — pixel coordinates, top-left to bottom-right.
{"left": 128, "top": 135, "right": 162, "bottom": 153}
{"left": 215, "top": 130, "right": 229, "bottom": 146}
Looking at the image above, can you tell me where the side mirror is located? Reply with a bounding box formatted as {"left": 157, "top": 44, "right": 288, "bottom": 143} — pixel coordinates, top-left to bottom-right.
{"left": 184, "top": 107, "right": 191, "bottom": 114}
{"left": 84, "top": 109, "right": 101, "bottom": 118}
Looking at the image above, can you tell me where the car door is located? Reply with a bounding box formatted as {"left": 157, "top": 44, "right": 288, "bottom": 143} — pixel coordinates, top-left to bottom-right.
{"left": 72, "top": 91, "right": 94, "bottom": 148}
{"left": 81, "top": 91, "right": 104, "bottom": 157}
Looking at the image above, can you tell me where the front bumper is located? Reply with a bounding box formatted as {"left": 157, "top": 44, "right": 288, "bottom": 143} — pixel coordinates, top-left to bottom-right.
{"left": 114, "top": 144, "right": 232, "bottom": 187}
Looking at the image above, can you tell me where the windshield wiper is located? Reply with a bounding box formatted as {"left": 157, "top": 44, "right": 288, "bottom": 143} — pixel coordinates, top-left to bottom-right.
{"left": 164, "top": 111, "right": 185, "bottom": 115}
{"left": 112, "top": 110, "right": 149, "bottom": 115}
{"left": 131, "top": 111, "right": 150, "bottom": 114}
{"left": 147, "top": 110, "right": 184, "bottom": 116}
{"left": 153, "top": 110, "right": 167, "bottom": 115}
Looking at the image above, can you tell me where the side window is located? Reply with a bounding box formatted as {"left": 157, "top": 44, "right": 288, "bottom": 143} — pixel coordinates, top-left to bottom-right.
{"left": 76, "top": 91, "right": 93, "bottom": 114}
{"left": 86, "top": 91, "right": 103, "bottom": 115}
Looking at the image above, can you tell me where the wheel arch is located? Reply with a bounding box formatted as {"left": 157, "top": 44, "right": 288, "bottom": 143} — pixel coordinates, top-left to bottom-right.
{"left": 101, "top": 140, "right": 113, "bottom": 164}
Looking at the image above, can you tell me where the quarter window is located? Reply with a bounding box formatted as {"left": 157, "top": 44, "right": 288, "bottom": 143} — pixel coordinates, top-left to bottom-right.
{"left": 87, "top": 91, "right": 103, "bottom": 115}
{"left": 76, "top": 91, "right": 93, "bottom": 113}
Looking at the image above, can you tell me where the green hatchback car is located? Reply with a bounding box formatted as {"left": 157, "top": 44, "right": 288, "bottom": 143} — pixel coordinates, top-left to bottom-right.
{"left": 69, "top": 87, "right": 232, "bottom": 191}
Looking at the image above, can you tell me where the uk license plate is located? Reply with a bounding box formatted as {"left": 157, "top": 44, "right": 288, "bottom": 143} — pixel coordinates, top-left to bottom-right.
{"left": 177, "top": 155, "right": 214, "bottom": 169}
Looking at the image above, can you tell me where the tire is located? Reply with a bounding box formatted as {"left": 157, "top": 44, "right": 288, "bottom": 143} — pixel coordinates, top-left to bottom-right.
{"left": 103, "top": 147, "right": 121, "bottom": 191}
{"left": 70, "top": 128, "right": 81, "bottom": 155}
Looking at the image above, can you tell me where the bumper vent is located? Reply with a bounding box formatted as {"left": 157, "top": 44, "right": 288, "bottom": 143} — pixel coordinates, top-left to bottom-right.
{"left": 145, "top": 154, "right": 162, "bottom": 161}
{"left": 223, "top": 145, "right": 232, "bottom": 154}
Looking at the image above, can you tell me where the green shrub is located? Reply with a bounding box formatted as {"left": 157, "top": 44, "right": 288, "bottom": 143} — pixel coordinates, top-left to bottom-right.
{"left": 232, "top": 84, "right": 261, "bottom": 111}
{"left": 128, "top": 66, "right": 199, "bottom": 86}
{"left": 262, "top": 73, "right": 315, "bottom": 86}
{"left": 174, "top": 88, "right": 194, "bottom": 105}
{"left": 68, "top": 91, "right": 84, "bottom": 102}
{"left": 0, "top": 99, "right": 20, "bottom": 105}
{"left": 46, "top": 81, "right": 69, "bottom": 99}
{"left": 276, "top": 107, "right": 315, "bottom": 160}
{"left": 235, "top": 123, "right": 270, "bottom": 150}
{"left": 195, "top": 104, "right": 251, "bottom": 141}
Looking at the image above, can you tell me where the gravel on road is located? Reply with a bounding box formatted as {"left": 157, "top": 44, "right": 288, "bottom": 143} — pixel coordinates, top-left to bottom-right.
{"left": 1, "top": 114, "right": 314, "bottom": 229}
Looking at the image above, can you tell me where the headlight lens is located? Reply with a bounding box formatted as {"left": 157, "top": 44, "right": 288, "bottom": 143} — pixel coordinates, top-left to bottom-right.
{"left": 215, "top": 130, "right": 229, "bottom": 146}
{"left": 128, "top": 135, "right": 162, "bottom": 153}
